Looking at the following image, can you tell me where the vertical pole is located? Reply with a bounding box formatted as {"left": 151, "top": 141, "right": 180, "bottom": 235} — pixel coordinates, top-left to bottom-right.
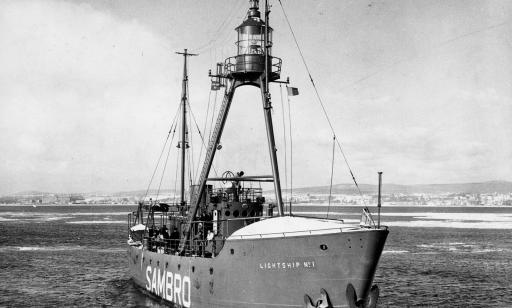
{"left": 262, "top": 0, "right": 284, "bottom": 215}
{"left": 176, "top": 49, "right": 198, "bottom": 208}
{"left": 378, "top": 171, "right": 382, "bottom": 228}
{"left": 180, "top": 50, "right": 188, "bottom": 207}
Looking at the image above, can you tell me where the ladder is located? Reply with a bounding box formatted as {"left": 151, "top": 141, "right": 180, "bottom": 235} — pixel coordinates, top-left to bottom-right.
{"left": 178, "top": 81, "right": 237, "bottom": 254}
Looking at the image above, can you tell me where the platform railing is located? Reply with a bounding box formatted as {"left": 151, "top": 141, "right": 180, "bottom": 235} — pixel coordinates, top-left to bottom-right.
{"left": 224, "top": 55, "right": 282, "bottom": 78}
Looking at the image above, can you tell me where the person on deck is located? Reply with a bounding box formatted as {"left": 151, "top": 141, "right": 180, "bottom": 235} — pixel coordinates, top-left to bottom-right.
{"left": 194, "top": 223, "right": 205, "bottom": 256}
{"left": 170, "top": 227, "right": 180, "bottom": 251}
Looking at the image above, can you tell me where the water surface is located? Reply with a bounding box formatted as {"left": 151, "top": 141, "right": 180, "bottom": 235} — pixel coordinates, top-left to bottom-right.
{"left": 1, "top": 205, "right": 511, "bottom": 307}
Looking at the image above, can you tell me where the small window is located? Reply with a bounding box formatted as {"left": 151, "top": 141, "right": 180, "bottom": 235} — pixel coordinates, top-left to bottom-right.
{"left": 242, "top": 210, "right": 247, "bottom": 217}
{"left": 233, "top": 210, "right": 240, "bottom": 218}
{"left": 225, "top": 210, "right": 231, "bottom": 217}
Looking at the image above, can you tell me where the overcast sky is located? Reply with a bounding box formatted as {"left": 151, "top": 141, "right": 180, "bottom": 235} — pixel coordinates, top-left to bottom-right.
{"left": 1, "top": 0, "right": 511, "bottom": 194}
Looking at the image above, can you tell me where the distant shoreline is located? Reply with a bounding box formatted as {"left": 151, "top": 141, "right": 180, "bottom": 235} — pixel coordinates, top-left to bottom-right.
{"left": 1, "top": 203, "right": 511, "bottom": 208}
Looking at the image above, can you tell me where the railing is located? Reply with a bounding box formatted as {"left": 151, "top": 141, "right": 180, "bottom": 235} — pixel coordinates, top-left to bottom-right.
{"left": 128, "top": 215, "right": 273, "bottom": 257}
{"left": 224, "top": 55, "right": 282, "bottom": 79}
{"left": 139, "top": 237, "right": 224, "bottom": 258}
{"left": 210, "top": 187, "right": 264, "bottom": 203}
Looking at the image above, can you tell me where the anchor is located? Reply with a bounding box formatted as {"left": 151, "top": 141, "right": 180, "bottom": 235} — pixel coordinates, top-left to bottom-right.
{"left": 304, "top": 288, "right": 332, "bottom": 308}
{"left": 346, "top": 284, "right": 380, "bottom": 308}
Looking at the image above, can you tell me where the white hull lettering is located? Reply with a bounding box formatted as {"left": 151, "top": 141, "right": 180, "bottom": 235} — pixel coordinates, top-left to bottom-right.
{"left": 151, "top": 267, "right": 157, "bottom": 293}
{"left": 258, "top": 259, "right": 316, "bottom": 270}
{"left": 174, "top": 274, "right": 182, "bottom": 306}
{"left": 166, "top": 271, "right": 173, "bottom": 301}
{"left": 145, "top": 266, "right": 151, "bottom": 290}
{"left": 145, "top": 265, "right": 191, "bottom": 307}
{"left": 157, "top": 269, "right": 166, "bottom": 296}
{"left": 182, "top": 276, "right": 191, "bottom": 307}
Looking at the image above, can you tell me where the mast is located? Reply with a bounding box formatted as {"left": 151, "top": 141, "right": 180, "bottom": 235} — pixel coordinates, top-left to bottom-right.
{"left": 262, "top": 0, "right": 285, "bottom": 215}
{"left": 179, "top": 0, "right": 288, "bottom": 254}
{"left": 176, "top": 49, "right": 197, "bottom": 206}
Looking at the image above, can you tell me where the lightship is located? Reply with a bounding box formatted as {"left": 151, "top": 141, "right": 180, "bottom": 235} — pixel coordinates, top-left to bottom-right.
{"left": 127, "top": 1, "right": 388, "bottom": 307}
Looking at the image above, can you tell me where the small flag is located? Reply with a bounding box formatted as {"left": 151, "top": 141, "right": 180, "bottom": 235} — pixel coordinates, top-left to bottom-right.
{"left": 287, "top": 86, "right": 299, "bottom": 96}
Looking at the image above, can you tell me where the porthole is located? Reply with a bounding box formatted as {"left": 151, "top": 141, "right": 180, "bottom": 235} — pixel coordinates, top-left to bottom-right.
{"left": 233, "top": 210, "right": 239, "bottom": 217}
{"left": 225, "top": 210, "right": 231, "bottom": 217}
{"left": 242, "top": 210, "right": 247, "bottom": 217}
{"left": 320, "top": 244, "right": 328, "bottom": 251}
{"left": 230, "top": 248, "right": 234, "bottom": 255}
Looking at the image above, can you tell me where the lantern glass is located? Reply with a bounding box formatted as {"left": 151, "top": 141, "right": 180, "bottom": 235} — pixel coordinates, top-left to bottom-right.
{"left": 237, "top": 26, "right": 272, "bottom": 56}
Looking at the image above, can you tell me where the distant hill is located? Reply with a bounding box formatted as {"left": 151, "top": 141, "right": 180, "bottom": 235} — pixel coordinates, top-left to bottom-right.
{"left": 6, "top": 181, "right": 512, "bottom": 198}
{"left": 111, "top": 189, "right": 174, "bottom": 197}
{"left": 285, "top": 180, "right": 512, "bottom": 195}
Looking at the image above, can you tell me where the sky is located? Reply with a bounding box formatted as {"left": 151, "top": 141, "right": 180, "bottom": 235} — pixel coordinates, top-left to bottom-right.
{"left": 0, "top": 0, "right": 511, "bottom": 194}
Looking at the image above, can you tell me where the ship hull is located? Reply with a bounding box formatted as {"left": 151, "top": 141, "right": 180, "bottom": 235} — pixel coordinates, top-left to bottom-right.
{"left": 128, "top": 228, "right": 388, "bottom": 307}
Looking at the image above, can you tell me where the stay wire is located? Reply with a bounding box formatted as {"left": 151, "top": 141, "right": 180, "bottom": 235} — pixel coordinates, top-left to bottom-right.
{"left": 278, "top": 84, "right": 288, "bottom": 203}
{"left": 187, "top": 136, "right": 193, "bottom": 188}
{"left": 155, "top": 122, "right": 178, "bottom": 202}
{"left": 286, "top": 87, "right": 294, "bottom": 210}
{"left": 191, "top": 1, "right": 245, "bottom": 54}
{"left": 195, "top": 89, "right": 213, "bottom": 181}
{"left": 187, "top": 101, "right": 219, "bottom": 180}
{"left": 187, "top": 93, "right": 195, "bottom": 183}
{"left": 143, "top": 108, "right": 180, "bottom": 235}
{"left": 327, "top": 135, "right": 335, "bottom": 219}
{"left": 173, "top": 143, "right": 180, "bottom": 202}
{"left": 142, "top": 104, "right": 181, "bottom": 202}
{"left": 278, "top": 0, "right": 369, "bottom": 209}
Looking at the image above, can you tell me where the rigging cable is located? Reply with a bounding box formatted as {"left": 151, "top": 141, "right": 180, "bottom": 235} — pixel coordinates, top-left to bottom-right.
{"left": 190, "top": 1, "right": 245, "bottom": 54}
{"left": 278, "top": 0, "right": 370, "bottom": 211}
{"left": 184, "top": 75, "right": 196, "bottom": 184}
{"left": 278, "top": 84, "right": 289, "bottom": 205}
{"left": 173, "top": 141, "right": 180, "bottom": 203}
{"left": 208, "top": 90, "right": 219, "bottom": 143}
{"left": 195, "top": 89, "right": 213, "bottom": 181}
{"left": 188, "top": 101, "right": 220, "bottom": 181}
{"left": 187, "top": 133, "right": 193, "bottom": 188}
{"left": 143, "top": 106, "right": 180, "bottom": 235}
{"left": 286, "top": 86, "right": 294, "bottom": 213}
{"left": 327, "top": 135, "right": 335, "bottom": 219}
{"left": 155, "top": 120, "right": 178, "bottom": 202}
{"left": 142, "top": 104, "right": 181, "bottom": 202}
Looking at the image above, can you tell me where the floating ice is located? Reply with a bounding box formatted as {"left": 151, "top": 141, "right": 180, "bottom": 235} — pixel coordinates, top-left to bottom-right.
{"left": 66, "top": 220, "right": 126, "bottom": 224}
